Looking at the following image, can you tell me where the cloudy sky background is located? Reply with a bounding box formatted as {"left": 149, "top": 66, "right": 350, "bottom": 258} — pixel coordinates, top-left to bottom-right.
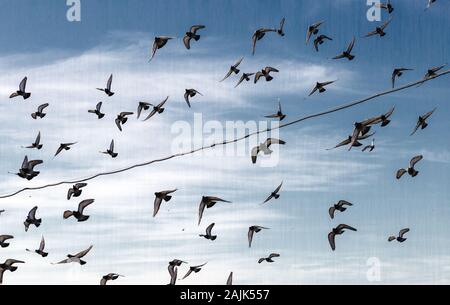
{"left": 0, "top": 0, "right": 449, "bottom": 285}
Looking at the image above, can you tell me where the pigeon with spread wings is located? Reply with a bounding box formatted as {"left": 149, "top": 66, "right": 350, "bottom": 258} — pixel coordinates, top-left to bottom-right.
{"left": 9, "top": 77, "right": 31, "bottom": 100}
{"left": 182, "top": 263, "right": 207, "bottom": 280}
{"left": 248, "top": 226, "right": 269, "bottom": 248}
{"left": 115, "top": 112, "right": 133, "bottom": 131}
{"left": 183, "top": 25, "right": 205, "bottom": 50}
{"left": 221, "top": 57, "right": 244, "bottom": 82}
{"left": 53, "top": 245, "right": 93, "bottom": 265}
{"left": 184, "top": 89, "right": 202, "bottom": 108}
{"left": 255, "top": 66, "right": 279, "bottom": 83}
{"left": 328, "top": 224, "right": 357, "bottom": 251}
{"left": 277, "top": 17, "right": 286, "bottom": 36}
{"left": 55, "top": 143, "right": 77, "bottom": 157}
{"left": 153, "top": 189, "right": 177, "bottom": 217}
{"left": 314, "top": 34, "right": 332, "bottom": 52}
{"left": 306, "top": 21, "right": 324, "bottom": 44}
{"left": 411, "top": 108, "right": 436, "bottom": 136}
{"left": 150, "top": 36, "right": 174, "bottom": 61}
{"left": 143, "top": 96, "right": 169, "bottom": 121}
{"left": 24, "top": 206, "right": 41, "bottom": 232}
{"left": 97, "top": 74, "right": 114, "bottom": 97}
{"left": 329, "top": 200, "right": 353, "bottom": 219}
{"left": 251, "top": 138, "right": 286, "bottom": 164}
{"left": 101, "top": 140, "right": 118, "bottom": 158}
{"left": 198, "top": 196, "right": 231, "bottom": 225}
{"left": 258, "top": 253, "right": 280, "bottom": 264}
{"left": 262, "top": 182, "right": 283, "bottom": 204}
{"left": 13, "top": 156, "right": 43, "bottom": 180}
{"left": 100, "top": 273, "right": 124, "bottom": 285}
{"left": 265, "top": 101, "right": 286, "bottom": 121}
{"left": 235, "top": 73, "right": 255, "bottom": 88}
{"left": 31, "top": 103, "right": 49, "bottom": 119}
{"left": 309, "top": 80, "right": 336, "bottom": 96}
{"left": 64, "top": 199, "right": 94, "bottom": 222}
{"left": 388, "top": 228, "right": 410, "bottom": 243}
{"left": 376, "top": 0, "right": 394, "bottom": 13}
{"left": 327, "top": 129, "right": 375, "bottom": 150}
{"left": 397, "top": 155, "right": 423, "bottom": 179}
{"left": 364, "top": 18, "right": 393, "bottom": 37}
{"left": 333, "top": 37, "right": 356, "bottom": 61}
{"left": 25, "top": 132, "right": 43, "bottom": 150}
{"left": 26, "top": 236, "right": 48, "bottom": 257}
{"left": 67, "top": 183, "right": 87, "bottom": 200}
{"left": 252, "top": 28, "right": 277, "bottom": 55}
{"left": 199, "top": 223, "right": 217, "bottom": 241}
{"left": 392, "top": 68, "right": 413, "bottom": 88}
{"left": 88, "top": 102, "right": 105, "bottom": 119}
{"left": 0, "top": 259, "right": 25, "bottom": 285}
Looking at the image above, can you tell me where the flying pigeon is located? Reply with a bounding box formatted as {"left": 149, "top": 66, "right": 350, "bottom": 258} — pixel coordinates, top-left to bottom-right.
{"left": 182, "top": 263, "right": 207, "bottom": 280}
{"left": 235, "top": 73, "right": 255, "bottom": 88}
{"left": 24, "top": 206, "right": 41, "bottom": 232}
{"left": 333, "top": 37, "right": 356, "bottom": 61}
{"left": 396, "top": 155, "right": 423, "bottom": 179}
{"left": 199, "top": 223, "right": 217, "bottom": 241}
{"left": 392, "top": 68, "right": 413, "bottom": 88}
{"left": 115, "top": 112, "right": 133, "bottom": 131}
{"left": 388, "top": 228, "right": 410, "bottom": 243}
{"left": 101, "top": 140, "right": 118, "bottom": 158}
{"left": 248, "top": 226, "right": 270, "bottom": 248}
{"left": 0, "top": 235, "right": 14, "bottom": 248}
{"left": 0, "top": 259, "right": 25, "bottom": 285}
{"left": 67, "top": 183, "right": 87, "bottom": 200}
{"left": 251, "top": 138, "right": 286, "bottom": 164}
{"left": 220, "top": 57, "right": 244, "bottom": 82}
{"left": 88, "top": 102, "right": 105, "bottom": 119}
{"left": 184, "top": 89, "right": 203, "bottom": 108}
{"left": 100, "top": 273, "right": 124, "bottom": 285}
{"left": 198, "top": 196, "right": 231, "bottom": 225}
{"left": 255, "top": 67, "right": 279, "bottom": 83}
{"left": 306, "top": 21, "right": 324, "bottom": 44}
{"left": 26, "top": 236, "right": 48, "bottom": 257}
{"left": 328, "top": 224, "right": 357, "bottom": 251}
{"left": 143, "top": 96, "right": 169, "bottom": 121}
{"left": 55, "top": 143, "right": 77, "bottom": 157}
{"left": 53, "top": 245, "right": 93, "bottom": 265}
{"left": 329, "top": 200, "right": 353, "bottom": 219}
{"left": 150, "top": 36, "right": 174, "bottom": 61}
{"left": 183, "top": 25, "right": 206, "bottom": 50}
{"left": 64, "top": 199, "right": 94, "bottom": 222}
{"left": 153, "top": 189, "right": 177, "bottom": 217}
{"left": 410, "top": 108, "right": 436, "bottom": 136}
{"left": 97, "top": 74, "right": 114, "bottom": 96}
{"left": 31, "top": 103, "right": 49, "bottom": 119}
{"left": 262, "top": 182, "right": 283, "bottom": 204}
{"left": 258, "top": 253, "right": 280, "bottom": 264}
{"left": 9, "top": 77, "right": 31, "bottom": 100}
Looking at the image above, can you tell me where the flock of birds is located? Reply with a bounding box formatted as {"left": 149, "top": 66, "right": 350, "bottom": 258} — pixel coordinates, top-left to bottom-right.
{"left": 0, "top": 0, "right": 447, "bottom": 285}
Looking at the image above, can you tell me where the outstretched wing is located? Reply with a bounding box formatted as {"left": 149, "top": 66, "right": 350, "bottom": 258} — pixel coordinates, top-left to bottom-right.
{"left": 399, "top": 228, "right": 410, "bottom": 238}
{"left": 153, "top": 196, "right": 163, "bottom": 217}
{"left": 74, "top": 245, "right": 93, "bottom": 258}
{"left": 39, "top": 236, "right": 45, "bottom": 251}
{"left": 328, "top": 207, "right": 336, "bottom": 219}
{"left": 28, "top": 206, "right": 38, "bottom": 220}
{"left": 248, "top": 229, "right": 254, "bottom": 248}
{"left": 107, "top": 74, "right": 113, "bottom": 91}
{"left": 396, "top": 168, "right": 407, "bottom": 179}
{"left": 328, "top": 232, "right": 336, "bottom": 251}
{"left": 78, "top": 199, "right": 94, "bottom": 214}
{"left": 205, "top": 223, "right": 215, "bottom": 236}
{"left": 19, "top": 77, "right": 28, "bottom": 91}
{"left": 410, "top": 155, "right": 423, "bottom": 168}
{"left": 38, "top": 103, "right": 49, "bottom": 113}
{"left": 346, "top": 37, "right": 356, "bottom": 53}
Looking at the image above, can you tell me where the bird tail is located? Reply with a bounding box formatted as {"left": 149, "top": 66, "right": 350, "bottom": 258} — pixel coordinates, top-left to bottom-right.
{"left": 98, "top": 113, "right": 105, "bottom": 119}
{"left": 63, "top": 211, "right": 73, "bottom": 219}
{"left": 348, "top": 54, "right": 355, "bottom": 60}
{"left": 37, "top": 145, "right": 43, "bottom": 150}
{"left": 210, "top": 236, "right": 217, "bottom": 241}
{"left": 422, "top": 122, "right": 428, "bottom": 129}
{"left": 79, "top": 260, "right": 87, "bottom": 265}
{"left": 274, "top": 194, "right": 280, "bottom": 199}
{"left": 193, "top": 34, "right": 201, "bottom": 41}
{"left": 35, "top": 219, "right": 42, "bottom": 227}
{"left": 1, "top": 243, "right": 8, "bottom": 248}
{"left": 78, "top": 215, "right": 90, "bottom": 222}
{"left": 164, "top": 195, "right": 172, "bottom": 202}
{"left": 233, "top": 68, "right": 240, "bottom": 74}
{"left": 42, "top": 252, "right": 49, "bottom": 258}
{"left": 266, "top": 75, "right": 273, "bottom": 82}
{"left": 319, "top": 88, "right": 326, "bottom": 93}
{"left": 23, "top": 93, "right": 31, "bottom": 99}
{"left": 9, "top": 266, "right": 18, "bottom": 272}
{"left": 411, "top": 170, "right": 419, "bottom": 177}
{"left": 381, "top": 119, "right": 391, "bottom": 127}
{"left": 41, "top": 113, "right": 46, "bottom": 118}
{"left": 31, "top": 113, "right": 37, "bottom": 119}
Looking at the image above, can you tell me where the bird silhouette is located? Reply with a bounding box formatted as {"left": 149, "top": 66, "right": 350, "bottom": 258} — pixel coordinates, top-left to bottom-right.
{"left": 309, "top": 80, "right": 336, "bottom": 96}
{"left": 255, "top": 67, "right": 279, "bottom": 83}
{"left": 396, "top": 155, "right": 423, "bottom": 179}
{"left": 25, "top": 132, "right": 43, "bottom": 150}
{"left": 392, "top": 68, "right": 413, "bottom": 88}
{"left": 26, "top": 236, "right": 48, "bottom": 257}
{"left": 55, "top": 143, "right": 77, "bottom": 157}
{"left": 9, "top": 77, "right": 31, "bottom": 100}
{"left": 364, "top": 18, "right": 393, "bottom": 37}
{"left": 0, "top": 235, "right": 14, "bottom": 248}
{"left": 153, "top": 189, "right": 177, "bottom": 217}
{"left": 101, "top": 140, "right": 118, "bottom": 158}
{"left": 329, "top": 200, "right": 353, "bottom": 219}
{"left": 199, "top": 223, "right": 217, "bottom": 241}
{"left": 97, "top": 74, "right": 114, "bottom": 96}
{"left": 410, "top": 108, "right": 436, "bottom": 136}
{"left": 88, "top": 102, "right": 105, "bottom": 119}
{"left": 64, "top": 199, "right": 94, "bottom": 222}
{"left": 235, "top": 73, "right": 255, "bottom": 88}
{"left": 184, "top": 89, "right": 203, "bottom": 108}
{"left": 198, "top": 196, "right": 231, "bottom": 225}
{"left": 182, "top": 263, "right": 207, "bottom": 280}
{"left": 333, "top": 37, "right": 356, "bottom": 60}
{"left": 314, "top": 34, "right": 332, "bottom": 52}
{"left": 248, "top": 226, "right": 270, "bottom": 248}
{"left": 306, "top": 21, "right": 324, "bottom": 44}
{"left": 0, "top": 259, "right": 25, "bottom": 285}
{"left": 388, "top": 228, "right": 410, "bottom": 243}
{"left": 115, "top": 112, "right": 133, "bottom": 131}
{"left": 150, "top": 36, "right": 174, "bottom": 61}
{"left": 262, "top": 182, "right": 283, "bottom": 204}
{"left": 328, "top": 224, "right": 357, "bottom": 251}
{"left": 53, "top": 245, "right": 93, "bottom": 265}
{"left": 251, "top": 138, "right": 286, "bottom": 164}
{"left": 252, "top": 28, "right": 277, "bottom": 55}
{"left": 258, "top": 253, "right": 280, "bottom": 264}
{"left": 143, "top": 96, "right": 169, "bottom": 121}
{"left": 24, "top": 206, "right": 41, "bottom": 232}
{"left": 220, "top": 57, "right": 244, "bottom": 82}
{"left": 100, "top": 273, "right": 124, "bottom": 285}
{"left": 67, "top": 183, "right": 87, "bottom": 200}
{"left": 183, "top": 25, "right": 205, "bottom": 50}
{"left": 31, "top": 103, "right": 49, "bottom": 119}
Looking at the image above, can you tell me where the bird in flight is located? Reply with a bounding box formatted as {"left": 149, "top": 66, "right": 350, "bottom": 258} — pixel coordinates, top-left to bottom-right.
{"left": 26, "top": 236, "right": 48, "bottom": 257}
{"left": 0, "top": 259, "right": 25, "bottom": 285}
{"left": 388, "top": 228, "right": 410, "bottom": 243}
{"left": 333, "top": 37, "right": 356, "bottom": 61}
{"left": 53, "top": 245, "right": 93, "bottom": 265}
{"left": 64, "top": 199, "right": 95, "bottom": 222}
{"left": 115, "top": 112, "right": 134, "bottom": 131}
{"left": 329, "top": 200, "right": 353, "bottom": 219}
{"left": 88, "top": 102, "right": 105, "bottom": 119}
{"left": 220, "top": 57, "right": 244, "bottom": 82}
{"left": 184, "top": 89, "right": 203, "bottom": 108}
{"left": 97, "top": 74, "right": 114, "bottom": 97}
{"left": 328, "top": 224, "right": 357, "bottom": 251}
{"left": 183, "top": 25, "right": 206, "bottom": 50}
{"left": 251, "top": 138, "right": 286, "bottom": 164}
{"left": 25, "top": 132, "right": 43, "bottom": 150}
{"left": 364, "top": 18, "right": 393, "bottom": 37}
{"left": 182, "top": 263, "right": 207, "bottom": 280}
{"left": 150, "top": 36, "right": 174, "bottom": 61}
{"left": 392, "top": 68, "right": 413, "bottom": 88}
{"left": 262, "top": 182, "right": 283, "bottom": 204}
{"left": 143, "top": 96, "right": 169, "bottom": 121}
{"left": 423, "top": 64, "right": 446, "bottom": 81}
{"left": 309, "top": 80, "right": 336, "bottom": 96}
{"left": 314, "top": 34, "right": 332, "bottom": 52}
{"left": 153, "top": 189, "right": 177, "bottom": 217}
{"left": 248, "top": 226, "right": 269, "bottom": 248}
{"left": 12, "top": 156, "right": 43, "bottom": 180}
{"left": 199, "top": 223, "right": 217, "bottom": 241}
{"left": 137, "top": 102, "right": 151, "bottom": 119}
{"left": 396, "top": 155, "right": 423, "bottom": 179}
{"left": 258, "top": 253, "right": 280, "bottom": 264}
{"left": 31, "top": 103, "right": 49, "bottom": 119}
{"left": 264, "top": 100, "right": 286, "bottom": 121}
{"left": 362, "top": 139, "right": 376, "bottom": 152}
{"left": 226, "top": 272, "right": 233, "bottom": 285}
{"left": 327, "top": 129, "right": 375, "bottom": 150}
{"left": 67, "top": 183, "right": 87, "bottom": 200}
{"left": 252, "top": 27, "right": 277, "bottom": 55}
{"left": 55, "top": 143, "right": 77, "bottom": 157}
{"left": 306, "top": 21, "right": 324, "bottom": 45}
{"left": 235, "top": 73, "right": 255, "bottom": 88}
{"left": 198, "top": 196, "right": 231, "bottom": 225}
{"left": 376, "top": 0, "right": 394, "bottom": 14}
{"left": 100, "top": 273, "right": 124, "bottom": 285}
{"left": 101, "top": 140, "right": 118, "bottom": 158}
{"left": 255, "top": 67, "right": 279, "bottom": 83}
{"left": 410, "top": 108, "right": 436, "bottom": 136}
{"left": 277, "top": 18, "right": 286, "bottom": 37}
{"left": 0, "top": 235, "right": 14, "bottom": 248}
{"left": 24, "top": 206, "right": 41, "bottom": 232}
{"left": 9, "top": 77, "right": 31, "bottom": 100}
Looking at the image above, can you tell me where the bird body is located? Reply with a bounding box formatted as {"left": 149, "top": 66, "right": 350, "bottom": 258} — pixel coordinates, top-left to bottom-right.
{"left": 251, "top": 138, "right": 286, "bottom": 164}
{"left": 24, "top": 206, "right": 41, "bottom": 232}
{"left": 221, "top": 57, "right": 244, "bottom": 82}
{"left": 63, "top": 199, "right": 94, "bottom": 222}
{"left": 392, "top": 68, "right": 413, "bottom": 88}
{"left": 328, "top": 200, "right": 353, "bottom": 219}
{"left": 365, "top": 18, "right": 392, "bottom": 37}
{"left": 102, "top": 140, "right": 118, "bottom": 158}
{"left": 397, "top": 155, "right": 423, "bottom": 179}
{"left": 183, "top": 25, "right": 205, "bottom": 49}
{"left": 88, "top": 102, "right": 105, "bottom": 119}
{"left": 411, "top": 108, "right": 436, "bottom": 136}
{"left": 67, "top": 183, "right": 87, "bottom": 200}
{"left": 248, "top": 226, "right": 269, "bottom": 248}
{"left": 9, "top": 77, "right": 31, "bottom": 100}
{"left": 314, "top": 34, "right": 332, "bottom": 52}
{"left": 252, "top": 28, "right": 277, "bottom": 55}
{"left": 55, "top": 143, "right": 77, "bottom": 157}
{"left": 328, "top": 224, "right": 357, "bottom": 251}
{"left": 97, "top": 74, "right": 114, "bottom": 96}
{"left": 54, "top": 245, "right": 93, "bottom": 265}
{"left": 143, "top": 97, "right": 169, "bottom": 121}
{"left": 26, "top": 236, "right": 48, "bottom": 257}
{"left": 309, "top": 80, "right": 335, "bottom": 96}
{"left": 362, "top": 139, "right": 376, "bottom": 152}
{"left": 262, "top": 182, "right": 283, "bottom": 204}
{"left": 255, "top": 67, "right": 279, "bottom": 83}
{"left": 14, "top": 156, "right": 43, "bottom": 180}
{"left": 388, "top": 228, "right": 410, "bottom": 243}
{"left": 199, "top": 223, "right": 217, "bottom": 240}
{"left": 31, "top": 103, "right": 49, "bottom": 119}
{"left": 115, "top": 112, "right": 133, "bottom": 131}
{"left": 258, "top": 253, "right": 280, "bottom": 264}
{"left": 198, "top": 196, "right": 231, "bottom": 225}
{"left": 153, "top": 189, "right": 177, "bottom": 217}
{"left": 182, "top": 263, "right": 207, "bottom": 280}
{"left": 265, "top": 101, "right": 286, "bottom": 121}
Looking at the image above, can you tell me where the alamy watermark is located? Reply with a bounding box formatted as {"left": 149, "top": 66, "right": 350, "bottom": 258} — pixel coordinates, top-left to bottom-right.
{"left": 67, "top": 0, "right": 81, "bottom": 22}
{"left": 367, "top": 0, "right": 382, "bottom": 22}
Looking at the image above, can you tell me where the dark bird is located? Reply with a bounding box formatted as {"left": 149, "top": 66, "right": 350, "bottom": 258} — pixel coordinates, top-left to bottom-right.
{"left": 182, "top": 263, "right": 207, "bottom": 280}
{"left": 31, "top": 103, "right": 49, "bottom": 119}
{"left": 362, "top": 139, "right": 376, "bottom": 152}
{"left": 226, "top": 272, "right": 233, "bottom": 285}
{"left": 97, "top": 74, "right": 114, "bottom": 97}
{"left": 0, "top": 259, "right": 25, "bottom": 285}
{"left": 168, "top": 264, "right": 178, "bottom": 285}
{"left": 0, "top": 235, "right": 13, "bottom": 248}
{"left": 53, "top": 245, "right": 93, "bottom": 265}
{"left": 12, "top": 156, "right": 42, "bottom": 180}
{"left": 143, "top": 96, "right": 169, "bottom": 121}
{"left": 153, "top": 189, "right": 177, "bottom": 217}
{"left": 255, "top": 67, "right": 279, "bottom": 83}
{"left": 137, "top": 102, "right": 151, "bottom": 119}
{"left": 88, "top": 102, "right": 105, "bottom": 119}
{"left": 306, "top": 21, "right": 324, "bottom": 44}
{"left": 396, "top": 155, "right": 423, "bottom": 179}
{"left": 184, "top": 89, "right": 203, "bottom": 108}
{"left": 329, "top": 200, "right": 353, "bottom": 219}
{"left": 169, "top": 259, "right": 188, "bottom": 267}
{"left": 388, "top": 228, "right": 410, "bottom": 243}
{"left": 376, "top": 0, "right": 394, "bottom": 13}
{"left": 115, "top": 112, "right": 133, "bottom": 131}
{"left": 199, "top": 223, "right": 217, "bottom": 241}
{"left": 277, "top": 17, "right": 286, "bottom": 36}
{"left": 328, "top": 224, "right": 357, "bottom": 251}
{"left": 67, "top": 183, "right": 87, "bottom": 200}
{"left": 220, "top": 57, "right": 244, "bottom": 82}
{"left": 309, "top": 80, "right": 336, "bottom": 96}
{"left": 314, "top": 34, "right": 333, "bottom": 52}
{"left": 264, "top": 101, "right": 286, "bottom": 121}
{"left": 348, "top": 107, "right": 395, "bottom": 150}
{"left": 423, "top": 64, "right": 446, "bottom": 80}
{"left": 248, "top": 226, "right": 269, "bottom": 248}
{"left": 9, "top": 77, "right": 31, "bottom": 100}
{"left": 101, "top": 140, "right": 118, "bottom": 158}
{"left": 150, "top": 36, "right": 174, "bottom": 61}
{"left": 63, "top": 199, "right": 94, "bottom": 222}
{"left": 100, "top": 273, "right": 124, "bottom": 285}
{"left": 364, "top": 18, "right": 393, "bottom": 37}
{"left": 24, "top": 206, "right": 41, "bottom": 232}
{"left": 411, "top": 108, "right": 436, "bottom": 136}
{"left": 333, "top": 37, "right": 356, "bottom": 61}
{"left": 327, "top": 129, "right": 375, "bottom": 150}
{"left": 26, "top": 236, "right": 48, "bottom": 257}
{"left": 235, "top": 73, "right": 255, "bottom": 88}
{"left": 251, "top": 138, "right": 286, "bottom": 164}
{"left": 55, "top": 142, "right": 77, "bottom": 157}
{"left": 262, "top": 182, "right": 283, "bottom": 204}
{"left": 198, "top": 196, "right": 231, "bottom": 225}
{"left": 252, "top": 28, "right": 277, "bottom": 55}
{"left": 258, "top": 253, "right": 280, "bottom": 264}
{"left": 392, "top": 68, "right": 413, "bottom": 88}
{"left": 25, "top": 132, "right": 43, "bottom": 150}
{"left": 183, "top": 25, "right": 206, "bottom": 50}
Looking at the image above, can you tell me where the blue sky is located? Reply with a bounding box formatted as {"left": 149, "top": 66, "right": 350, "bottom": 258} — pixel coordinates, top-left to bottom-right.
{"left": 0, "top": 0, "right": 449, "bottom": 285}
